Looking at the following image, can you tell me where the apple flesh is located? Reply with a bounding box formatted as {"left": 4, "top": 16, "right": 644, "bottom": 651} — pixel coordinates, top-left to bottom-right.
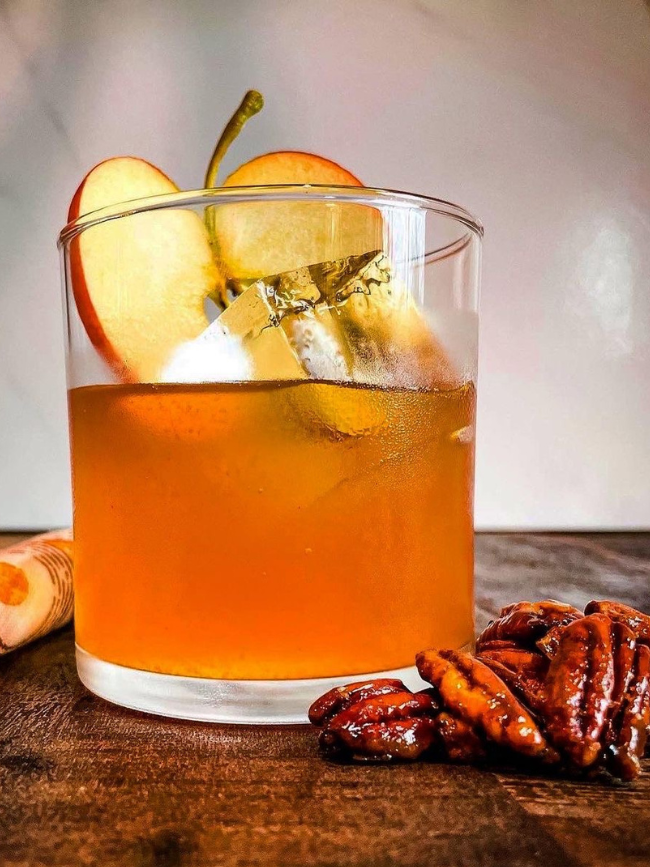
{"left": 211, "top": 151, "right": 381, "bottom": 280}
{"left": 68, "top": 157, "right": 220, "bottom": 382}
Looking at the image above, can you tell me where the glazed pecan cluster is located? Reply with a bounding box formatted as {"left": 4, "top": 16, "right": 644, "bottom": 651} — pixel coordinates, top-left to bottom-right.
{"left": 308, "top": 599, "right": 650, "bottom": 782}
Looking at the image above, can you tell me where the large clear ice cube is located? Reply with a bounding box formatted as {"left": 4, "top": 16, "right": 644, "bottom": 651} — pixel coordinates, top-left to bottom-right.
{"left": 216, "top": 250, "right": 458, "bottom": 434}
{"left": 217, "top": 262, "right": 345, "bottom": 382}
{"left": 316, "top": 251, "right": 458, "bottom": 389}
{"left": 218, "top": 249, "right": 456, "bottom": 387}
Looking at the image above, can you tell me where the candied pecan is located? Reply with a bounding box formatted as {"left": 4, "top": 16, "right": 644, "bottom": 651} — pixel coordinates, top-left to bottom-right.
{"left": 308, "top": 678, "right": 408, "bottom": 726}
{"left": 416, "top": 649, "right": 557, "bottom": 761}
{"left": 543, "top": 613, "right": 615, "bottom": 768}
{"left": 433, "top": 712, "right": 487, "bottom": 763}
{"left": 318, "top": 690, "right": 437, "bottom": 761}
{"left": 478, "top": 648, "right": 549, "bottom": 714}
{"left": 605, "top": 621, "right": 637, "bottom": 734}
{"left": 477, "top": 601, "right": 582, "bottom": 651}
{"left": 477, "top": 645, "right": 545, "bottom": 672}
{"left": 536, "top": 624, "right": 566, "bottom": 658}
{"left": 585, "top": 600, "right": 650, "bottom": 645}
{"left": 477, "top": 639, "right": 532, "bottom": 658}
{"left": 606, "top": 644, "right": 650, "bottom": 781}
{"left": 542, "top": 619, "right": 636, "bottom": 727}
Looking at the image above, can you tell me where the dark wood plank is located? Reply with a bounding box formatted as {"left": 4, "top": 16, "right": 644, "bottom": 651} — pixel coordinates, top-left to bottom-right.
{"left": 0, "top": 532, "right": 32, "bottom": 550}
{"left": 1, "top": 532, "right": 650, "bottom": 866}
{"left": 475, "top": 532, "right": 650, "bottom": 629}
{"left": 496, "top": 770, "right": 650, "bottom": 867}
{"left": 1, "top": 629, "right": 577, "bottom": 867}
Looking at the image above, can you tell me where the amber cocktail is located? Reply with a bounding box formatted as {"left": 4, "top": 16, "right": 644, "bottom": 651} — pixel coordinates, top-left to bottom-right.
{"left": 70, "top": 377, "right": 475, "bottom": 680}
{"left": 60, "top": 184, "right": 482, "bottom": 723}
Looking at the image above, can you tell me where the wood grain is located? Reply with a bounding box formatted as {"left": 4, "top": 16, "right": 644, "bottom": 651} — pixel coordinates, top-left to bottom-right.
{"left": 0, "top": 533, "right": 35, "bottom": 551}
{"left": 1, "top": 532, "right": 649, "bottom": 867}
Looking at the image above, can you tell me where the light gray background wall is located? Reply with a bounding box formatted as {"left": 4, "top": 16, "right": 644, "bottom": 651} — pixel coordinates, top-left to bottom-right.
{"left": 1, "top": 0, "right": 649, "bottom": 530}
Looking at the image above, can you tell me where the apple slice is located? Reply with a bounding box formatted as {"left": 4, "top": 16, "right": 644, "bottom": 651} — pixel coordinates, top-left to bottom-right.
{"left": 203, "top": 91, "right": 380, "bottom": 282}
{"left": 68, "top": 156, "right": 220, "bottom": 382}
{"left": 211, "top": 151, "right": 381, "bottom": 280}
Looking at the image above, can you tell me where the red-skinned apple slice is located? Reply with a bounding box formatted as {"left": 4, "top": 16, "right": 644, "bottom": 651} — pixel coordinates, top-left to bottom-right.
{"left": 68, "top": 157, "right": 219, "bottom": 382}
{"left": 202, "top": 91, "right": 380, "bottom": 280}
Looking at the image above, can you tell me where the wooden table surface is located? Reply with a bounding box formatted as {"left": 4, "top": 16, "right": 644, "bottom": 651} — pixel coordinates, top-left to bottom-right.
{"left": 2, "top": 531, "right": 650, "bottom": 867}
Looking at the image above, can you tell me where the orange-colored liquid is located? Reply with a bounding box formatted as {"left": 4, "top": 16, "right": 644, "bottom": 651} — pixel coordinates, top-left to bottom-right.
{"left": 69, "top": 380, "right": 475, "bottom": 679}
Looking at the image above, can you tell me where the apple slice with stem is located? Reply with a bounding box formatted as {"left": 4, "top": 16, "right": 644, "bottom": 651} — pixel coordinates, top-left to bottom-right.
{"left": 204, "top": 91, "right": 381, "bottom": 283}
{"left": 68, "top": 156, "right": 221, "bottom": 382}
{"left": 204, "top": 93, "right": 455, "bottom": 400}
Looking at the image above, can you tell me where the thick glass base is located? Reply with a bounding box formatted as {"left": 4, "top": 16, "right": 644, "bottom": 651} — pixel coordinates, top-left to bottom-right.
{"left": 76, "top": 645, "right": 429, "bottom": 724}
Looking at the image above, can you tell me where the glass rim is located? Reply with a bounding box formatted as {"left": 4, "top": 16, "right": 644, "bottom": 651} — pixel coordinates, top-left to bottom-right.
{"left": 57, "top": 183, "right": 483, "bottom": 248}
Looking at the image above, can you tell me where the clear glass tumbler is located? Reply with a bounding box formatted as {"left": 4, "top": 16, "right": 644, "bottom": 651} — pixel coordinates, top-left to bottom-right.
{"left": 59, "top": 185, "right": 482, "bottom": 723}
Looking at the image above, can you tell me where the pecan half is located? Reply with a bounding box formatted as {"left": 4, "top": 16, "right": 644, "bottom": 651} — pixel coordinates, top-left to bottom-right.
{"left": 477, "top": 601, "right": 582, "bottom": 652}
{"left": 478, "top": 647, "right": 549, "bottom": 714}
{"left": 585, "top": 600, "right": 650, "bottom": 645}
{"left": 433, "top": 712, "right": 487, "bottom": 763}
{"left": 606, "top": 644, "right": 650, "bottom": 781}
{"left": 476, "top": 638, "right": 528, "bottom": 653}
{"left": 543, "top": 613, "right": 615, "bottom": 767}
{"left": 606, "top": 621, "right": 637, "bottom": 733}
{"left": 416, "top": 649, "right": 556, "bottom": 760}
{"left": 308, "top": 678, "right": 408, "bottom": 726}
{"left": 477, "top": 645, "right": 546, "bottom": 673}
{"left": 318, "top": 690, "right": 437, "bottom": 761}
{"left": 536, "top": 624, "right": 567, "bottom": 658}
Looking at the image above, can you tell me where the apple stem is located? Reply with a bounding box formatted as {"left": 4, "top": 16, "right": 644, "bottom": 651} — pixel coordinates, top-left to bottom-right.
{"left": 204, "top": 90, "right": 264, "bottom": 189}
{"left": 204, "top": 91, "right": 264, "bottom": 308}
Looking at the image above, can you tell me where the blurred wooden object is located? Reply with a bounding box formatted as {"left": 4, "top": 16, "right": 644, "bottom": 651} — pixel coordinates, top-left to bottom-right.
{"left": 0, "top": 530, "right": 73, "bottom": 654}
